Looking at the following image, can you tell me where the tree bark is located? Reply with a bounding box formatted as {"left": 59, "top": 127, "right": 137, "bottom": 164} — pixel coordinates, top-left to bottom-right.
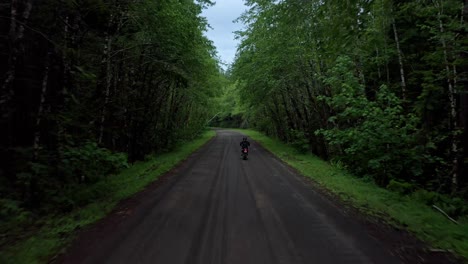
{"left": 280, "top": 91, "right": 296, "bottom": 131}
{"left": 98, "top": 35, "right": 112, "bottom": 144}
{"left": 33, "top": 51, "right": 50, "bottom": 159}
{"left": 392, "top": 19, "right": 407, "bottom": 100}
{"left": 458, "top": 0, "right": 468, "bottom": 189}
{"left": 1, "top": 0, "right": 18, "bottom": 93}
{"left": 437, "top": 2, "right": 460, "bottom": 191}
{"left": 376, "top": 46, "right": 382, "bottom": 79}
{"left": 28, "top": 49, "right": 50, "bottom": 207}
{"left": 98, "top": 7, "right": 126, "bottom": 145}
{"left": 98, "top": 12, "right": 114, "bottom": 144}
{"left": 2, "top": 0, "right": 33, "bottom": 97}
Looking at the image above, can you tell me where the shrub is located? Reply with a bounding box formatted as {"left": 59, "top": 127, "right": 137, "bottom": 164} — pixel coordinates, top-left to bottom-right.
{"left": 0, "top": 199, "right": 32, "bottom": 232}
{"left": 317, "top": 56, "right": 440, "bottom": 186}
{"left": 288, "top": 129, "right": 309, "bottom": 154}
{"left": 386, "top": 179, "right": 415, "bottom": 195}
{"left": 411, "top": 189, "right": 439, "bottom": 205}
{"left": 411, "top": 190, "right": 468, "bottom": 218}
{"left": 60, "top": 141, "right": 129, "bottom": 184}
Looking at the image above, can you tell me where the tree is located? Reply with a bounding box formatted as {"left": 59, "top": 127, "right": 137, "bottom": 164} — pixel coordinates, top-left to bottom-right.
{"left": 0, "top": 0, "right": 223, "bottom": 212}
{"left": 231, "top": 0, "right": 467, "bottom": 195}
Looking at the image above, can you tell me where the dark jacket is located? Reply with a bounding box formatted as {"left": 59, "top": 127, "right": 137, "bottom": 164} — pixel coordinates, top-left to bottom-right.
{"left": 240, "top": 140, "right": 250, "bottom": 149}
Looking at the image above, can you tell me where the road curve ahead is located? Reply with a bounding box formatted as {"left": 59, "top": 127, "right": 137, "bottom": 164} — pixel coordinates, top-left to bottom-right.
{"left": 62, "top": 130, "right": 401, "bottom": 264}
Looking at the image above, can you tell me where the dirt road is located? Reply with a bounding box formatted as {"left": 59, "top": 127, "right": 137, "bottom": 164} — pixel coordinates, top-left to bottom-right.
{"left": 61, "top": 130, "right": 403, "bottom": 264}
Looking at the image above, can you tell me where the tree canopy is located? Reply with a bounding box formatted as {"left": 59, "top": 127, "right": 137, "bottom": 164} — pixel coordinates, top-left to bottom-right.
{"left": 230, "top": 0, "right": 468, "bottom": 195}
{"left": 0, "top": 0, "right": 223, "bottom": 211}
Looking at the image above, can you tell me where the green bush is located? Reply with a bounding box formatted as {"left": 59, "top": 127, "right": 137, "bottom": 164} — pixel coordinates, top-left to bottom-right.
{"left": 435, "top": 196, "right": 468, "bottom": 218}
{"left": 60, "top": 141, "right": 129, "bottom": 184}
{"left": 386, "top": 179, "right": 415, "bottom": 195}
{"left": 28, "top": 142, "right": 129, "bottom": 212}
{"left": 0, "top": 199, "right": 32, "bottom": 232}
{"left": 411, "top": 190, "right": 468, "bottom": 218}
{"left": 288, "top": 129, "right": 309, "bottom": 154}
{"left": 44, "top": 180, "right": 114, "bottom": 213}
{"left": 411, "top": 189, "right": 439, "bottom": 205}
{"left": 4, "top": 142, "right": 128, "bottom": 215}
{"left": 317, "top": 56, "right": 440, "bottom": 186}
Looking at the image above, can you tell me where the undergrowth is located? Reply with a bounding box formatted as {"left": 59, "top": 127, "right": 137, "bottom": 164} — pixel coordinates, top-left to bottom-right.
{"left": 0, "top": 130, "right": 215, "bottom": 264}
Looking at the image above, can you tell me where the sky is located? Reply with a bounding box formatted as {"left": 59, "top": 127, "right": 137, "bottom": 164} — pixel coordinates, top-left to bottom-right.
{"left": 201, "top": 1, "right": 248, "bottom": 69}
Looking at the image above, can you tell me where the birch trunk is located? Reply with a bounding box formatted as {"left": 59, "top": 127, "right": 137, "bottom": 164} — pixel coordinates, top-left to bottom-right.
{"left": 392, "top": 19, "right": 407, "bottom": 100}
{"left": 1, "top": 0, "right": 18, "bottom": 93}
{"left": 27, "top": 52, "right": 50, "bottom": 205}
{"left": 62, "top": 16, "right": 70, "bottom": 93}
{"left": 437, "top": 1, "right": 459, "bottom": 190}
{"left": 98, "top": 8, "right": 126, "bottom": 145}
{"left": 33, "top": 51, "right": 50, "bottom": 159}
{"left": 98, "top": 33, "right": 113, "bottom": 144}
{"left": 376, "top": 46, "right": 382, "bottom": 79}
{"left": 2, "top": 0, "right": 33, "bottom": 94}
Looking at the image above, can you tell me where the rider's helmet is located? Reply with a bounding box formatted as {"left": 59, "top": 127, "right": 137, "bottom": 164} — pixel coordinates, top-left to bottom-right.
{"left": 243, "top": 137, "right": 247, "bottom": 141}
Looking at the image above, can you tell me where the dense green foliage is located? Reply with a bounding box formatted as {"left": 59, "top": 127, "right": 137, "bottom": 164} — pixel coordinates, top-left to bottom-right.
{"left": 211, "top": 80, "right": 246, "bottom": 128}
{"left": 0, "top": 130, "right": 215, "bottom": 264}
{"left": 0, "top": 0, "right": 221, "bottom": 229}
{"left": 1, "top": 0, "right": 468, "bottom": 260}
{"left": 230, "top": 0, "right": 468, "bottom": 198}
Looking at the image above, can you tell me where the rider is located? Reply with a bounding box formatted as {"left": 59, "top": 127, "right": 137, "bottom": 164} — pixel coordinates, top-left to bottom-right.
{"left": 240, "top": 137, "right": 250, "bottom": 154}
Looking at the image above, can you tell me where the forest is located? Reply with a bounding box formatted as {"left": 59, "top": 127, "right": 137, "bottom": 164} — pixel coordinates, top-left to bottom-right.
{"left": 1, "top": 0, "right": 468, "bottom": 260}
{"left": 0, "top": 0, "right": 222, "bottom": 222}
{"left": 216, "top": 0, "right": 468, "bottom": 202}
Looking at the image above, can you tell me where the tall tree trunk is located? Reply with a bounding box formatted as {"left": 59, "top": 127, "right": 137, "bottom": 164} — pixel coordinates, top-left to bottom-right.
{"left": 33, "top": 51, "right": 51, "bottom": 159}
{"left": 61, "top": 14, "right": 73, "bottom": 97}
{"left": 98, "top": 26, "right": 113, "bottom": 144}
{"left": 1, "top": 0, "right": 18, "bottom": 93}
{"left": 271, "top": 96, "right": 286, "bottom": 140}
{"left": 29, "top": 49, "right": 50, "bottom": 207}
{"left": 2, "top": 0, "right": 33, "bottom": 99}
{"left": 289, "top": 88, "right": 305, "bottom": 130}
{"left": 376, "top": 46, "right": 382, "bottom": 79}
{"left": 98, "top": 7, "right": 126, "bottom": 144}
{"left": 280, "top": 92, "right": 295, "bottom": 131}
{"left": 437, "top": 2, "right": 460, "bottom": 191}
{"left": 392, "top": 19, "right": 407, "bottom": 100}
{"left": 458, "top": 0, "right": 468, "bottom": 189}
{"left": 381, "top": 5, "right": 391, "bottom": 85}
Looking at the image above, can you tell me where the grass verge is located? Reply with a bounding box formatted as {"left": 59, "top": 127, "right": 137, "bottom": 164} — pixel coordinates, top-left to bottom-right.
{"left": 235, "top": 128, "right": 468, "bottom": 260}
{"left": 0, "top": 130, "right": 216, "bottom": 264}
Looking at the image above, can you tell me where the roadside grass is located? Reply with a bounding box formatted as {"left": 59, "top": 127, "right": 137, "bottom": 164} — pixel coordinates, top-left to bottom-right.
{"left": 235, "top": 128, "right": 468, "bottom": 260}
{"left": 0, "top": 130, "right": 216, "bottom": 264}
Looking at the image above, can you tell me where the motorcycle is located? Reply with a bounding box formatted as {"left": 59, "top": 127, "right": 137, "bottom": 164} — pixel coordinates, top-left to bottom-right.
{"left": 241, "top": 148, "right": 249, "bottom": 160}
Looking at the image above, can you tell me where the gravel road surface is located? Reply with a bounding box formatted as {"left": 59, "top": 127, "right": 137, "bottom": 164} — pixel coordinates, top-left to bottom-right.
{"left": 60, "top": 130, "right": 402, "bottom": 264}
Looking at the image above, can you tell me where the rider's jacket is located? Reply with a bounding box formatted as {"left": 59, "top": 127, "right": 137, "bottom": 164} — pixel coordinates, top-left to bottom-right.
{"left": 240, "top": 141, "right": 250, "bottom": 149}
